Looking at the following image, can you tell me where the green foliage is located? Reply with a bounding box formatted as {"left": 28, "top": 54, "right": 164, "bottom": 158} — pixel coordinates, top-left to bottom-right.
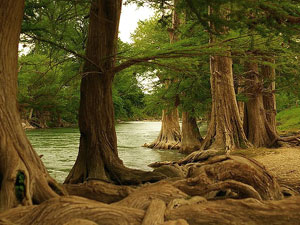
{"left": 17, "top": 0, "right": 300, "bottom": 126}
{"left": 113, "top": 68, "right": 146, "bottom": 120}
{"left": 277, "top": 106, "right": 300, "bottom": 133}
{"left": 15, "top": 171, "right": 26, "bottom": 202}
{"left": 18, "top": 51, "right": 81, "bottom": 127}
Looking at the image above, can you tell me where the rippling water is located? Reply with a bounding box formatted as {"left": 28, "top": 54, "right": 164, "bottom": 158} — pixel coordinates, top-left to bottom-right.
{"left": 26, "top": 121, "right": 184, "bottom": 183}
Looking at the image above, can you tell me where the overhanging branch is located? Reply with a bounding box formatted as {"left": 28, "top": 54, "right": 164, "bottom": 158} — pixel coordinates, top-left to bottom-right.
{"left": 24, "top": 33, "right": 103, "bottom": 73}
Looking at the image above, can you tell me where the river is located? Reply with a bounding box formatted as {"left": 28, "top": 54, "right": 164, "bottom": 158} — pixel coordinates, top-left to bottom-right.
{"left": 26, "top": 121, "right": 184, "bottom": 183}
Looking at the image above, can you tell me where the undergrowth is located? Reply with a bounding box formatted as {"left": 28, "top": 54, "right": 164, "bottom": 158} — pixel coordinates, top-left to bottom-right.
{"left": 277, "top": 106, "right": 300, "bottom": 134}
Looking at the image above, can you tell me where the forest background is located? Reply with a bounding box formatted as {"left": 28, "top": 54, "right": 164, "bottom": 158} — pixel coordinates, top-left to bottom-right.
{"left": 18, "top": 0, "right": 300, "bottom": 134}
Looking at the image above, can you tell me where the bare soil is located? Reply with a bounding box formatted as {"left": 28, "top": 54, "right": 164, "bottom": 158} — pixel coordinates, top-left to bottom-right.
{"left": 239, "top": 147, "right": 300, "bottom": 192}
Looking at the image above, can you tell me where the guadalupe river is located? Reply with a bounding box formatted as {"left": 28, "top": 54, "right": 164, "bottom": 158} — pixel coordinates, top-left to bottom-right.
{"left": 26, "top": 121, "right": 184, "bottom": 183}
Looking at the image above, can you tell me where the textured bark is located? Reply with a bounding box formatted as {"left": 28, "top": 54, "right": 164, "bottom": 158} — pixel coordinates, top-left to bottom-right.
{"left": 165, "top": 197, "right": 300, "bottom": 225}
{"left": 149, "top": 151, "right": 283, "bottom": 201}
{"left": 180, "top": 112, "right": 202, "bottom": 154}
{"left": 64, "top": 0, "right": 164, "bottom": 185}
{"left": 0, "top": 0, "right": 65, "bottom": 211}
{"left": 145, "top": 109, "right": 181, "bottom": 150}
{"left": 244, "top": 61, "right": 277, "bottom": 147}
{"left": 262, "top": 60, "right": 277, "bottom": 132}
{"left": 201, "top": 53, "right": 251, "bottom": 151}
{"left": 64, "top": 180, "right": 134, "bottom": 203}
{"left": 0, "top": 196, "right": 145, "bottom": 225}
{"left": 173, "top": 155, "right": 283, "bottom": 200}
{"left": 114, "top": 181, "right": 188, "bottom": 210}
{"left": 3, "top": 195, "right": 300, "bottom": 225}
{"left": 142, "top": 199, "right": 166, "bottom": 225}
{"left": 162, "top": 219, "right": 189, "bottom": 225}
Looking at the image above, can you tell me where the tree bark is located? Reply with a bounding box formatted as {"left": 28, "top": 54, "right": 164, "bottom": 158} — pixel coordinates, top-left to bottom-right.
{"left": 180, "top": 112, "right": 202, "bottom": 154}
{"left": 201, "top": 53, "right": 251, "bottom": 151}
{"left": 0, "top": 196, "right": 145, "bottom": 225}
{"left": 0, "top": 0, "right": 66, "bottom": 211}
{"left": 142, "top": 199, "right": 166, "bottom": 225}
{"left": 201, "top": 6, "right": 250, "bottom": 151}
{"left": 262, "top": 59, "right": 277, "bottom": 133}
{"left": 165, "top": 196, "right": 300, "bottom": 225}
{"left": 244, "top": 61, "right": 277, "bottom": 147}
{"left": 145, "top": 109, "right": 181, "bottom": 149}
{"left": 64, "top": 180, "right": 134, "bottom": 204}
{"left": 64, "top": 0, "right": 164, "bottom": 185}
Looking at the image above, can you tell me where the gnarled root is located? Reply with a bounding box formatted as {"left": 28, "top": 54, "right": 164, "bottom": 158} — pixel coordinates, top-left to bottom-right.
{"left": 113, "top": 181, "right": 188, "bottom": 210}
{"left": 64, "top": 180, "right": 135, "bottom": 203}
{"left": 173, "top": 155, "right": 283, "bottom": 200}
{"left": 0, "top": 196, "right": 145, "bottom": 225}
{"left": 165, "top": 196, "right": 300, "bottom": 225}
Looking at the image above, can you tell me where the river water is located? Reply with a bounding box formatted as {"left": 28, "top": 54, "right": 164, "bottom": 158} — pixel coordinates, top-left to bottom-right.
{"left": 26, "top": 121, "right": 184, "bottom": 183}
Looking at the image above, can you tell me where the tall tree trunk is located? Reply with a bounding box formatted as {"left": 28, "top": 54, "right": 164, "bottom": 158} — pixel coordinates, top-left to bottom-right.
{"left": 244, "top": 61, "right": 277, "bottom": 147}
{"left": 262, "top": 60, "right": 277, "bottom": 133}
{"left": 201, "top": 53, "right": 250, "bottom": 151}
{"left": 0, "top": 0, "right": 65, "bottom": 211}
{"left": 180, "top": 112, "right": 202, "bottom": 154}
{"left": 145, "top": 0, "right": 181, "bottom": 150}
{"left": 201, "top": 7, "right": 250, "bottom": 151}
{"left": 65, "top": 0, "right": 164, "bottom": 185}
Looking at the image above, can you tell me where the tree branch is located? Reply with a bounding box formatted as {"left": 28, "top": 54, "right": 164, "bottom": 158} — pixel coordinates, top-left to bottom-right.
{"left": 24, "top": 33, "right": 103, "bottom": 73}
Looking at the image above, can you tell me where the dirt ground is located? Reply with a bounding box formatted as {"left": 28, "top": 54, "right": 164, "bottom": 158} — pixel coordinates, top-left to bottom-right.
{"left": 251, "top": 147, "right": 300, "bottom": 192}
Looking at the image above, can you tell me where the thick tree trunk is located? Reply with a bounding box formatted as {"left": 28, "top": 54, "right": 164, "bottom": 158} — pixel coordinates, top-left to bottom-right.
{"left": 180, "top": 112, "right": 202, "bottom": 154}
{"left": 145, "top": 109, "right": 181, "bottom": 149}
{"left": 0, "top": 0, "right": 65, "bottom": 211}
{"left": 65, "top": 0, "right": 164, "bottom": 185}
{"left": 244, "top": 61, "right": 277, "bottom": 147}
{"left": 262, "top": 60, "right": 277, "bottom": 133}
{"left": 201, "top": 53, "right": 251, "bottom": 151}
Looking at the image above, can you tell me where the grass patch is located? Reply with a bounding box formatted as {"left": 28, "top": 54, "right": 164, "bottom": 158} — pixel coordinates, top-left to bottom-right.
{"left": 277, "top": 106, "right": 300, "bottom": 134}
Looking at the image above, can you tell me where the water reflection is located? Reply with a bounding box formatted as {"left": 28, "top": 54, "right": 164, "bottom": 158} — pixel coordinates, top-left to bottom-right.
{"left": 26, "top": 121, "right": 184, "bottom": 183}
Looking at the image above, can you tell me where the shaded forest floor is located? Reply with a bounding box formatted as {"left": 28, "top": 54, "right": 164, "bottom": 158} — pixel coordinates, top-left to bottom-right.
{"left": 233, "top": 147, "right": 300, "bottom": 192}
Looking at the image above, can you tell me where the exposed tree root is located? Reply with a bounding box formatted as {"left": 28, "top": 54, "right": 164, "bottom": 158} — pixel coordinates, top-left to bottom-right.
{"left": 141, "top": 199, "right": 166, "bottom": 225}
{"left": 174, "top": 155, "right": 283, "bottom": 200}
{"left": 165, "top": 196, "right": 300, "bottom": 225}
{"left": 64, "top": 180, "right": 135, "bottom": 203}
{"left": 113, "top": 181, "right": 188, "bottom": 210}
{"left": 148, "top": 150, "right": 221, "bottom": 168}
{"left": 0, "top": 196, "right": 145, "bottom": 225}
{"left": 149, "top": 151, "right": 283, "bottom": 201}
{"left": 272, "top": 134, "right": 300, "bottom": 147}
{"left": 1, "top": 193, "right": 300, "bottom": 225}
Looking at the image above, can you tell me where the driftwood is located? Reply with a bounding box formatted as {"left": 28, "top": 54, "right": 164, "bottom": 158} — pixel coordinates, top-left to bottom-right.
{"left": 142, "top": 199, "right": 166, "bottom": 225}
{"left": 64, "top": 180, "right": 135, "bottom": 203}
{"left": 166, "top": 196, "right": 300, "bottom": 225}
